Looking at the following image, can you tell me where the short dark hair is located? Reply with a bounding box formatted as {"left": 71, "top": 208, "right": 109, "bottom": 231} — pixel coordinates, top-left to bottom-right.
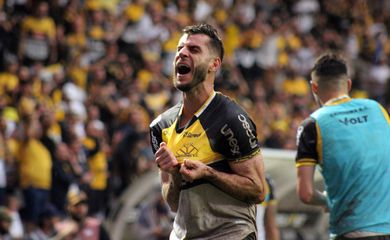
{"left": 312, "top": 52, "right": 348, "bottom": 78}
{"left": 183, "top": 23, "right": 224, "bottom": 61}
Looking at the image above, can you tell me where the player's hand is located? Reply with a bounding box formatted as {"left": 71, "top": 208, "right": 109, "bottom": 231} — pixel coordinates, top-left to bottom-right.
{"left": 180, "top": 159, "right": 208, "bottom": 182}
{"left": 155, "top": 142, "right": 179, "bottom": 174}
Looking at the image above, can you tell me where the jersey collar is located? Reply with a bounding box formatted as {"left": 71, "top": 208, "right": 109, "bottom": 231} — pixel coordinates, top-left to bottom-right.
{"left": 194, "top": 91, "right": 216, "bottom": 117}
{"left": 324, "top": 95, "right": 351, "bottom": 106}
{"left": 178, "top": 91, "right": 217, "bottom": 117}
{"left": 176, "top": 91, "right": 216, "bottom": 132}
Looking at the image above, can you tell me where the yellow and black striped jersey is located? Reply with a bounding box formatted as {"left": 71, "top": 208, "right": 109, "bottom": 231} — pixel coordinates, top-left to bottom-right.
{"left": 149, "top": 91, "right": 261, "bottom": 239}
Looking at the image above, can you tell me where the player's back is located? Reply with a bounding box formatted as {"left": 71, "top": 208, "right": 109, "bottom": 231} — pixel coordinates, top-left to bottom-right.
{"left": 311, "top": 98, "right": 390, "bottom": 235}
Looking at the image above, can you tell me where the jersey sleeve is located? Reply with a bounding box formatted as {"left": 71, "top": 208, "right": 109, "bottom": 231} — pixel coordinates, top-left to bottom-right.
{"left": 149, "top": 116, "right": 163, "bottom": 154}
{"left": 218, "top": 111, "right": 260, "bottom": 161}
{"left": 295, "top": 117, "right": 319, "bottom": 167}
{"left": 378, "top": 103, "right": 390, "bottom": 124}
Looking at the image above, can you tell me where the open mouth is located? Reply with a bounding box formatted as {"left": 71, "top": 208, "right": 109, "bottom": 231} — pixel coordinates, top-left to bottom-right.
{"left": 176, "top": 64, "right": 191, "bottom": 75}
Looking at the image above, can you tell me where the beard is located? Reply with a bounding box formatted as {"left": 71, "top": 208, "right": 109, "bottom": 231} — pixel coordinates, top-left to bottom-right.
{"left": 174, "top": 62, "right": 208, "bottom": 92}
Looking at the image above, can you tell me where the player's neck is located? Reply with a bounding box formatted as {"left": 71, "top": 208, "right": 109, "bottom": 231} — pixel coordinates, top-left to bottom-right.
{"left": 180, "top": 88, "right": 215, "bottom": 126}
{"left": 182, "top": 83, "right": 214, "bottom": 111}
{"left": 322, "top": 93, "right": 350, "bottom": 105}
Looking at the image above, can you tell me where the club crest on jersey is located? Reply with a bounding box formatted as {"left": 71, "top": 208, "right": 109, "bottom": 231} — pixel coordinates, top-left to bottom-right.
{"left": 176, "top": 143, "right": 199, "bottom": 158}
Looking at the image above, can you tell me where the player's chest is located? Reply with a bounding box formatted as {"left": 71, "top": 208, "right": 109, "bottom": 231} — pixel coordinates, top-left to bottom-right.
{"left": 162, "top": 119, "right": 222, "bottom": 164}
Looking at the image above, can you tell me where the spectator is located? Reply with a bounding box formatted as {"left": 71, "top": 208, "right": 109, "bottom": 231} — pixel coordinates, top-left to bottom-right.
{"left": 111, "top": 125, "right": 142, "bottom": 197}
{"left": 66, "top": 133, "right": 91, "bottom": 193}
{"left": 18, "top": 1, "right": 57, "bottom": 66}
{"left": 281, "top": 68, "right": 310, "bottom": 97}
{"left": 5, "top": 192, "right": 24, "bottom": 240}
{"left": 0, "top": 110, "right": 10, "bottom": 205}
{"left": 13, "top": 112, "right": 52, "bottom": 234}
{"left": 39, "top": 109, "right": 58, "bottom": 160}
{"left": 0, "top": 206, "right": 12, "bottom": 239}
{"left": 0, "top": 57, "right": 19, "bottom": 98}
{"left": 368, "top": 56, "right": 390, "bottom": 103}
{"left": 83, "top": 119, "right": 109, "bottom": 218}
{"left": 62, "top": 14, "right": 87, "bottom": 62}
{"left": 50, "top": 142, "right": 78, "bottom": 216}
{"left": 135, "top": 188, "right": 173, "bottom": 240}
{"left": 65, "top": 189, "right": 110, "bottom": 240}
{"left": 0, "top": 11, "right": 18, "bottom": 70}
{"left": 25, "top": 204, "right": 61, "bottom": 240}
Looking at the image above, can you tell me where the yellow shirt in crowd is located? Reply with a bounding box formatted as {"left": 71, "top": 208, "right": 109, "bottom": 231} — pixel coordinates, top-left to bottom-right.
{"left": 16, "top": 139, "right": 52, "bottom": 190}
{"left": 21, "top": 16, "right": 56, "bottom": 40}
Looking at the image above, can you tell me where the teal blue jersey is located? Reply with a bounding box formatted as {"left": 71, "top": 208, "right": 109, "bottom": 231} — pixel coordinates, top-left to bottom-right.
{"left": 296, "top": 97, "right": 390, "bottom": 236}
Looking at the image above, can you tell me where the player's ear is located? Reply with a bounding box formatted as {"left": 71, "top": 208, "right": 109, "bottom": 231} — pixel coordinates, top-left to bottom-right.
{"left": 347, "top": 79, "right": 352, "bottom": 92}
{"left": 209, "top": 57, "right": 221, "bottom": 72}
{"left": 310, "top": 80, "right": 318, "bottom": 94}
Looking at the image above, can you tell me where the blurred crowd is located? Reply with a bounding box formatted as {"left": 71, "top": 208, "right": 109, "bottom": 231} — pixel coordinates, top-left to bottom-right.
{"left": 0, "top": 0, "right": 390, "bottom": 239}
